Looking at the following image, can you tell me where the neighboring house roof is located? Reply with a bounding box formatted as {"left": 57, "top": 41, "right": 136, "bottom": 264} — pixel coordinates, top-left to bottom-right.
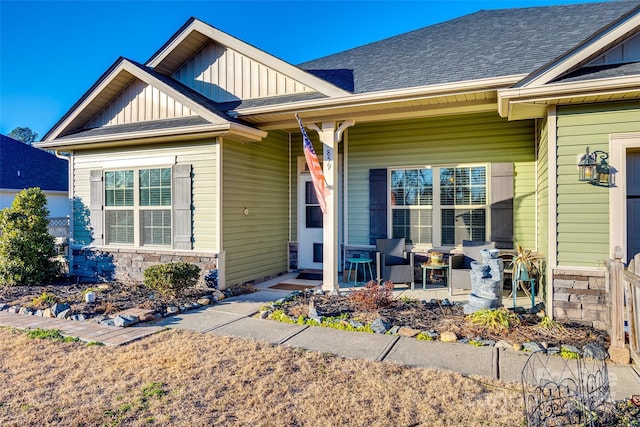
{"left": 0, "top": 134, "right": 68, "bottom": 192}
{"left": 554, "top": 61, "right": 640, "bottom": 83}
{"left": 298, "top": 1, "right": 640, "bottom": 94}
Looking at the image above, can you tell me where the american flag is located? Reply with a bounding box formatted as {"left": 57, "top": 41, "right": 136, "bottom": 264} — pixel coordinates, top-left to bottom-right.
{"left": 296, "top": 114, "right": 328, "bottom": 215}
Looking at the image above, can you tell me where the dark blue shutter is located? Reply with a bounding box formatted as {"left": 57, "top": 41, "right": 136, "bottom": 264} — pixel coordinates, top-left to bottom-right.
{"left": 369, "top": 168, "right": 388, "bottom": 245}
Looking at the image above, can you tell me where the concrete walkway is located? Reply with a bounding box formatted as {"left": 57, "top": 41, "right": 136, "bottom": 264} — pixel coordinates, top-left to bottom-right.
{"left": 1, "top": 274, "right": 639, "bottom": 401}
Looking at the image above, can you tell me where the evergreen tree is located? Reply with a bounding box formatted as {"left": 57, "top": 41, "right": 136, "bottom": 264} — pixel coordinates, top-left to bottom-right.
{"left": 8, "top": 127, "right": 38, "bottom": 144}
{"left": 0, "top": 188, "right": 60, "bottom": 286}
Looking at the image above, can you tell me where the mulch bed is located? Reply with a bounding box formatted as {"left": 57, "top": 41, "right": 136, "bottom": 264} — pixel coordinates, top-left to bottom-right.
{"left": 0, "top": 281, "right": 609, "bottom": 349}
{"left": 280, "top": 292, "right": 610, "bottom": 349}
{"left": 0, "top": 281, "right": 254, "bottom": 319}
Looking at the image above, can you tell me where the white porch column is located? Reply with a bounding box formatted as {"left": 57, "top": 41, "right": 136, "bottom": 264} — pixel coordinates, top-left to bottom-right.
{"left": 310, "top": 120, "right": 354, "bottom": 291}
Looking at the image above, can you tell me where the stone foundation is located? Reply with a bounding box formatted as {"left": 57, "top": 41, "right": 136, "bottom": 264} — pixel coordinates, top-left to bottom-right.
{"left": 71, "top": 245, "right": 218, "bottom": 286}
{"left": 552, "top": 268, "right": 608, "bottom": 330}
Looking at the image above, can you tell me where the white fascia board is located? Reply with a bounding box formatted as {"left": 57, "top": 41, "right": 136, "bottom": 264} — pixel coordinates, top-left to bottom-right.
{"left": 44, "top": 60, "right": 132, "bottom": 141}
{"left": 147, "top": 20, "right": 351, "bottom": 98}
{"left": 235, "top": 75, "right": 525, "bottom": 117}
{"left": 37, "top": 122, "right": 265, "bottom": 150}
{"left": 44, "top": 59, "right": 236, "bottom": 142}
{"left": 519, "top": 12, "right": 640, "bottom": 89}
{"left": 498, "top": 74, "right": 640, "bottom": 117}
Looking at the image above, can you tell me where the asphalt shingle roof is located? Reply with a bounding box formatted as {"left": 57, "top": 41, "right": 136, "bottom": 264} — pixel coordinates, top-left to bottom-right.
{"left": 0, "top": 135, "right": 68, "bottom": 192}
{"left": 58, "top": 116, "right": 211, "bottom": 140}
{"left": 298, "top": 1, "right": 640, "bottom": 94}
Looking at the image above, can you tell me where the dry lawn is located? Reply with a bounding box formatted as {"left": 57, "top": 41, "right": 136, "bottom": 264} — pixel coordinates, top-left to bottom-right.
{"left": 0, "top": 327, "right": 525, "bottom": 426}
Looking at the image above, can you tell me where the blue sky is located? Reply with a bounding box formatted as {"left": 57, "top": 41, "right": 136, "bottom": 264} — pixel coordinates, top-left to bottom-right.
{"left": 0, "top": 0, "right": 611, "bottom": 140}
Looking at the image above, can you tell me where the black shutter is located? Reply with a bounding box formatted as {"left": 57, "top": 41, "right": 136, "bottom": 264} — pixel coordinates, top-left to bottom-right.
{"left": 490, "top": 163, "right": 514, "bottom": 249}
{"left": 173, "top": 164, "right": 193, "bottom": 250}
{"left": 369, "top": 168, "right": 388, "bottom": 245}
{"left": 89, "top": 170, "right": 104, "bottom": 246}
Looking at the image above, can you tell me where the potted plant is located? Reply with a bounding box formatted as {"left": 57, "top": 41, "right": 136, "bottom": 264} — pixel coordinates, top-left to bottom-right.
{"left": 511, "top": 243, "right": 544, "bottom": 280}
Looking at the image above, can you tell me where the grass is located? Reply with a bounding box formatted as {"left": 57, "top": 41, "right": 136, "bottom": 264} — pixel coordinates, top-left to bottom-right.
{"left": 466, "top": 308, "right": 521, "bottom": 332}
{"left": 0, "top": 327, "right": 526, "bottom": 426}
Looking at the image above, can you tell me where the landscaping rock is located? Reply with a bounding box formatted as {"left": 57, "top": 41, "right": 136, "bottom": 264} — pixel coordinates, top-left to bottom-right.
{"left": 34, "top": 309, "right": 44, "bottom": 317}
{"left": 0, "top": 303, "right": 8, "bottom": 311}
{"left": 523, "top": 341, "right": 545, "bottom": 352}
{"left": 138, "top": 312, "right": 156, "bottom": 322}
{"left": 582, "top": 343, "right": 608, "bottom": 360}
{"left": 50, "top": 303, "right": 71, "bottom": 317}
{"left": 56, "top": 308, "right": 71, "bottom": 319}
{"left": 546, "top": 346, "right": 560, "bottom": 355}
{"left": 308, "top": 306, "right": 322, "bottom": 324}
{"left": 197, "top": 298, "right": 211, "bottom": 306}
{"left": 70, "top": 314, "right": 86, "bottom": 322}
{"left": 259, "top": 310, "right": 270, "bottom": 319}
{"left": 441, "top": 298, "right": 451, "bottom": 307}
{"left": 113, "top": 315, "right": 137, "bottom": 327}
{"left": 213, "top": 290, "right": 225, "bottom": 301}
{"left": 18, "top": 307, "right": 33, "bottom": 315}
{"left": 166, "top": 306, "right": 179, "bottom": 315}
{"left": 388, "top": 326, "right": 400, "bottom": 335}
{"left": 99, "top": 318, "right": 115, "bottom": 327}
{"left": 42, "top": 308, "right": 55, "bottom": 318}
{"left": 561, "top": 344, "right": 582, "bottom": 356}
{"left": 440, "top": 331, "right": 457, "bottom": 342}
{"left": 349, "top": 320, "right": 364, "bottom": 329}
{"left": 398, "top": 327, "right": 421, "bottom": 337}
{"left": 371, "top": 318, "right": 391, "bottom": 334}
{"left": 8, "top": 305, "right": 20, "bottom": 314}
{"left": 90, "top": 315, "right": 108, "bottom": 323}
{"left": 513, "top": 343, "right": 523, "bottom": 351}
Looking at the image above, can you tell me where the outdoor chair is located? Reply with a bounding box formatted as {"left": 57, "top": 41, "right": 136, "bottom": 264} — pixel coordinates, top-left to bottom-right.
{"left": 375, "top": 238, "right": 415, "bottom": 288}
{"left": 448, "top": 240, "right": 495, "bottom": 293}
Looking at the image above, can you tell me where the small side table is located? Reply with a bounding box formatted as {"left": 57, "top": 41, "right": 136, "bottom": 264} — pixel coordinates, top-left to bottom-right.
{"left": 421, "top": 264, "right": 448, "bottom": 290}
{"left": 347, "top": 258, "right": 374, "bottom": 286}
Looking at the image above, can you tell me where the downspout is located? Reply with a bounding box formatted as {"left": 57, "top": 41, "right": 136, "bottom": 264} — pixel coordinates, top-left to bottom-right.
{"left": 54, "top": 150, "right": 74, "bottom": 276}
{"left": 288, "top": 131, "right": 292, "bottom": 270}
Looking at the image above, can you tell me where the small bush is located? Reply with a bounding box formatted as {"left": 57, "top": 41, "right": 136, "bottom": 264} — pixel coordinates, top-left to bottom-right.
{"left": 143, "top": 262, "right": 200, "bottom": 297}
{"left": 29, "top": 292, "right": 57, "bottom": 308}
{"left": 349, "top": 280, "right": 395, "bottom": 311}
{"left": 0, "top": 188, "right": 60, "bottom": 286}
{"left": 466, "top": 307, "right": 521, "bottom": 332}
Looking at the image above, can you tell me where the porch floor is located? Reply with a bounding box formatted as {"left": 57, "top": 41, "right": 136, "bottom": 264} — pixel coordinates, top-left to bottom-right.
{"left": 259, "top": 272, "right": 542, "bottom": 310}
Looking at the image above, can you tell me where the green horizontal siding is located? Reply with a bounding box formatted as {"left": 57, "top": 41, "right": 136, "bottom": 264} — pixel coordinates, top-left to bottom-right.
{"left": 556, "top": 101, "right": 640, "bottom": 267}
{"left": 346, "top": 113, "right": 536, "bottom": 248}
{"left": 222, "top": 131, "right": 289, "bottom": 286}
{"left": 72, "top": 140, "right": 218, "bottom": 250}
{"left": 537, "top": 117, "right": 549, "bottom": 260}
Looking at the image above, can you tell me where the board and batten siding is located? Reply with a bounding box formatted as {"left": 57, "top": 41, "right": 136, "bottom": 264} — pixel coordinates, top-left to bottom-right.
{"left": 346, "top": 113, "right": 536, "bottom": 248}
{"left": 222, "top": 131, "right": 290, "bottom": 286}
{"left": 536, "top": 117, "right": 549, "bottom": 262}
{"left": 556, "top": 102, "right": 640, "bottom": 267}
{"left": 173, "top": 41, "right": 313, "bottom": 103}
{"left": 72, "top": 140, "right": 218, "bottom": 251}
{"left": 87, "top": 79, "right": 196, "bottom": 128}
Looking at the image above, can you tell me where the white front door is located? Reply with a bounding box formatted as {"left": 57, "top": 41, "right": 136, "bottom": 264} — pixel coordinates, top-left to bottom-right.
{"left": 298, "top": 173, "right": 324, "bottom": 270}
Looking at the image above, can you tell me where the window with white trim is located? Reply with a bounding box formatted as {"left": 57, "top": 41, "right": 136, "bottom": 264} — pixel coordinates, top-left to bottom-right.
{"left": 104, "top": 167, "right": 172, "bottom": 246}
{"left": 390, "top": 165, "right": 487, "bottom": 246}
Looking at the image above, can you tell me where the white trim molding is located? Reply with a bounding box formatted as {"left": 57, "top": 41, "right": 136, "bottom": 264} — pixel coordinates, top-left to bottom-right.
{"left": 609, "top": 132, "right": 640, "bottom": 262}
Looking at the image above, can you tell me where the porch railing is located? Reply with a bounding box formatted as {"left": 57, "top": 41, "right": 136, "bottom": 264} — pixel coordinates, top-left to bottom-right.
{"left": 607, "top": 246, "right": 640, "bottom": 365}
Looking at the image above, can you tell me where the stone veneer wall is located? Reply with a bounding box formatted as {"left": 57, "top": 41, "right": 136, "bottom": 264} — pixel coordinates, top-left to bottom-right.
{"left": 552, "top": 268, "right": 608, "bottom": 330}
{"left": 71, "top": 245, "right": 218, "bottom": 287}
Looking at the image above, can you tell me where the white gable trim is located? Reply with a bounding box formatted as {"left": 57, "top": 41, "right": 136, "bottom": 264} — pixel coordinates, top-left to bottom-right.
{"left": 45, "top": 59, "right": 234, "bottom": 142}
{"left": 517, "top": 9, "right": 640, "bottom": 88}
{"left": 146, "top": 19, "right": 350, "bottom": 98}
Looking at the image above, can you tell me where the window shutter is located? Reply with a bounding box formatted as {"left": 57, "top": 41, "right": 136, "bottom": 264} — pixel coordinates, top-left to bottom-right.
{"left": 173, "top": 164, "right": 193, "bottom": 250}
{"left": 490, "top": 163, "right": 514, "bottom": 249}
{"left": 89, "top": 170, "right": 104, "bottom": 246}
{"left": 369, "top": 169, "right": 388, "bottom": 245}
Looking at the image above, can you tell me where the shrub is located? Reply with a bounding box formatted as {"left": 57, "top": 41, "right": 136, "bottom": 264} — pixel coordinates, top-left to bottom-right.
{"left": 0, "top": 188, "right": 60, "bottom": 286}
{"left": 466, "top": 307, "right": 521, "bottom": 332}
{"left": 349, "top": 280, "right": 395, "bottom": 311}
{"left": 143, "top": 262, "right": 200, "bottom": 297}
